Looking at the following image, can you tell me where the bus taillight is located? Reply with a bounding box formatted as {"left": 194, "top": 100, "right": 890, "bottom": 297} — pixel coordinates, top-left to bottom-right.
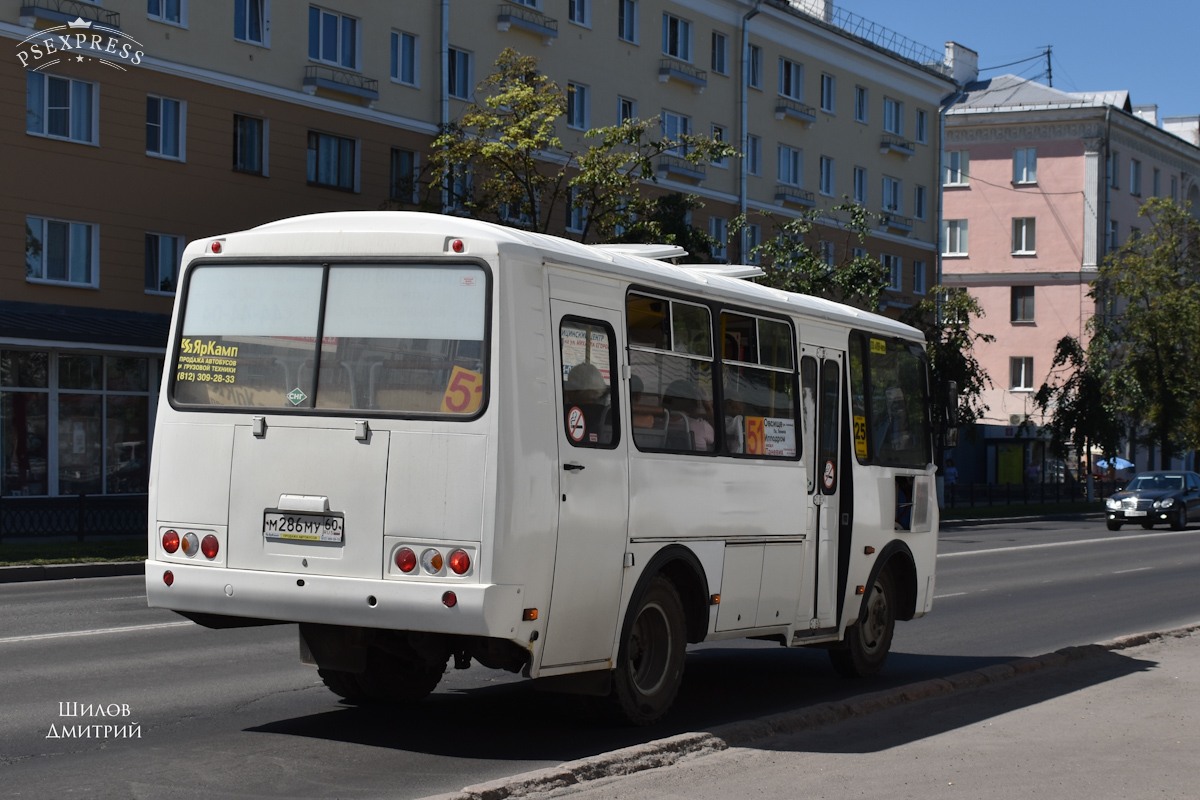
{"left": 201, "top": 534, "right": 220, "bottom": 559}
{"left": 394, "top": 547, "right": 417, "bottom": 573}
{"left": 181, "top": 532, "right": 199, "bottom": 556}
{"left": 420, "top": 549, "right": 444, "bottom": 574}
{"left": 162, "top": 530, "right": 180, "bottom": 554}
{"left": 448, "top": 549, "right": 471, "bottom": 575}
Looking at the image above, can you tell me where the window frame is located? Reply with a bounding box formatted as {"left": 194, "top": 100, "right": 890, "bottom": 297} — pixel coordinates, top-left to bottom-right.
{"left": 145, "top": 232, "right": 184, "bottom": 294}
{"left": 661, "top": 12, "right": 692, "bottom": 61}
{"left": 146, "top": 94, "right": 186, "bottom": 160}
{"left": 233, "top": 114, "right": 267, "bottom": 175}
{"left": 942, "top": 219, "right": 968, "bottom": 256}
{"left": 25, "top": 215, "right": 99, "bottom": 288}
{"left": 1010, "top": 286, "right": 1035, "bottom": 323}
{"left": 1012, "top": 217, "right": 1036, "bottom": 255}
{"left": 777, "top": 144, "right": 803, "bottom": 187}
{"left": 944, "top": 150, "right": 969, "bottom": 186}
{"left": 234, "top": 0, "right": 269, "bottom": 45}
{"left": 1013, "top": 147, "right": 1037, "bottom": 184}
{"left": 148, "top": 0, "right": 187, "bottom": 26}
{"left": 448, "top": 47, "right": 472, "bottom": 100}
{"left": 618, "top": 0, "right": 638, "bottom": 44}
{"left": 883, "top": 96, "right": 903, "bottom": 136}
{"left": 26, "top": 72, "right": 97, "bottom": 145}
{"left": 566, "top": 81, "right": 590, "bottom": 130}
{"left": 1010, "top": 356, "right": 1035, "bottom": 391}
{"left": 820, "top": 72, "right": 835, "bottom": 113}
{"left": 390, "top": 30, "right": 418, "bottom": 86}
{"left": 710, "top": 30, "right": 728, "bottom": 74}
{"left": 778, "top": 57, "right": 804, "bottom": 101}
{"left": 307, "top": 5, "right": 360, "bottom": 71}
{"left": 306, "top": 130, "right": 358, "bottom": 192}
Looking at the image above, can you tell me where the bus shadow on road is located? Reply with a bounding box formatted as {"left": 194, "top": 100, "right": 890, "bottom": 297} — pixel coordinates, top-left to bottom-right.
{"left": 245, "top": 644, "right": 1097, "bottom": 761}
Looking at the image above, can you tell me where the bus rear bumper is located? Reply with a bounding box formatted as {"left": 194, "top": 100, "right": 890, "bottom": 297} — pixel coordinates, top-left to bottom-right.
{"left": 145, "top": 560, "right": 524, "bottom": 639}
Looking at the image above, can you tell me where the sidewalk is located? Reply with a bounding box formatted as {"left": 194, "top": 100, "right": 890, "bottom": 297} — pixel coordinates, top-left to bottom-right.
{"left": 433, "top": 626, "right": 1200, "bottom": 800}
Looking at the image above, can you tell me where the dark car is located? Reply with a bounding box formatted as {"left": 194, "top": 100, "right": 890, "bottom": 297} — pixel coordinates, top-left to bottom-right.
{"left": 1104, "top": 470, "right": 1200, "bottom": 531}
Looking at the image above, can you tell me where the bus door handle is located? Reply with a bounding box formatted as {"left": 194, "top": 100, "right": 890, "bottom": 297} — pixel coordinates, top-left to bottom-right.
{"left": 563, "top": 463, "right": 586, "bottom": 471}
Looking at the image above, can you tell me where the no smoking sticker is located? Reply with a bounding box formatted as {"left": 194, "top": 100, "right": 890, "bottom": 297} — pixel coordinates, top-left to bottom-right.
{"left": 567, "top": 406, "right": 587, "bottom": 443}
{"left": 823, "top": 459, "right": 836, "bottom": 490}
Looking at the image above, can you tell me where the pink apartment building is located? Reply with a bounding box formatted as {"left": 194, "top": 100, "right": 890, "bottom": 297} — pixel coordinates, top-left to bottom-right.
{"left": 941, "top": 74, "right": 1200, "bottom": 485}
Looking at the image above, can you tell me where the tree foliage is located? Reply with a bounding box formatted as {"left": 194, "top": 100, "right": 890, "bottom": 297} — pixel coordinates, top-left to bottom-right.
{"left": 429, "top": 48, "right": 734, "bottom": 242}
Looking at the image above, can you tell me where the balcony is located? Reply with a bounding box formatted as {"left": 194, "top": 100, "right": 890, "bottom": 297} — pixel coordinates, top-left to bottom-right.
{"left": 657, "top": 155, "right": 706, "bottom": 182}
{"left": 879, "top": 134, "right": 915, "bottom": 158}
{"left": 880, "top": 212, "right": 913, "bottom": 234}
{"left": 775, "top": 185, "right": 816, "bottom": 208}
{"left": 658, "top": 59, "right": 708, "bottom": 93}
{"left": 496, "top": 4, "right": 558, "bottom": 44}
{"left": 774, "top": 98, "right": 817, "bottom": 126}
{"left": 20, "top": 0, "right": 120, "bottom": 29}
{"left": 303, "top": 65, "right": 380, "bottom": 105}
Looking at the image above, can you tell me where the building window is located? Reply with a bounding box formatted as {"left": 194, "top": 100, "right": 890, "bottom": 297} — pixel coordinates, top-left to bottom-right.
{"left": 882, "top": 254, "right": 902, "bottom": 291}
{"left": 710, "top": 124, "right": 727, "bottom": 167}
{"left": 1171, "top": 175, "right": 1179, "bottom": 202}
{"left": 1013, "top": 147, "right": 1037, "bottom": 184}
{"left": 389, "top": 147, "right": 418, "bottom": 202}
{"left": 390, "top": 31, "right": 418, "bottom": 85}
{"left": 854, "top": 85, "right": 867, "bottom": 122}
{"left": 853, "top": 166, "right": 867, "bottom": 204}
{"left": 661, "top": 13, "right": 691, "bottom": 60}
{"left": 1107, "top": 150, "right": 1119, "bottom": 189}
{"left": 1153, "top": 167, "right": 1161, "bottom": 197}
{"left": 662, "top": 110, "right": 691, "bottom": 155}
{"left": 748, "top": 45, "right": 762, "bottom": 89}
{"left": 234, "top": 0, "right": 268, "bottom": 45}
{"left": 146, "top": 95, "right": 184, "bottom": 160}
{"left": 1011, "top": 286, "right": 1035, "bottom": 322}
{"left": 914, "top": 184, "right": 927, "bottom": 220}
{"left": 308, "top": 5, "right": 359, "bottom": 70}
{"left": 1107, "top": 218, "right": 1119, "bottom": 250}
{"left": 306, "top": 131, "right": 357, "bottom": 191}
{"left": 883, "top": 97, "right": 903, "bottom": 135}
{"left": 912, "top": 260, "right": 927, "bottom": 295}
{"left": 711, "top": 31, "right": 727, "bottom": 74}
{"left": 882, "top": 175, "right": 901, "bottom": 212}
{"left": 819, "top": 240, "right": 835, "bottom": 267}
{"left": 145, "top": 233, "right": 183, "bottom": 293}
{"left": 568, "top": 0, "right": 590, "bottom": 26}
{"left": 26, "top": 216, "right": 97, "bottom": 286}
{"left": 710, "top": 217, "right": 728, "bottom": 261}
{"left": 566, "top": 187, "right": 586, "bottom": 233}
{"left": 26, "top": 73, "right": 96, "bottom": 144}
{"left": 915, "top": 108, "right": 928, "bottom": 144}
{"left": 618, "top": 96, "right": 636, "bottom": 123}
{"left": 819, "top": 156, "right": 834, "bottom": 196}
{"left": 618, "top": 0, "right": 638, "bottom": 43}
{"left": 777, "top": 144, "right": 802, "bottom": 186}
{"left": 148, "top": 0, "right": 185, "bottom": 25}
{"left": 233, "top": 114, "right": 266, "bottom": 175}
{"left": 746, "top": 134, "right": 761, "bottom": 176}
{"left": 1010, "top": 357, "right": 1034, "bottom": 391}
{"left": 1012, "top": 217, "right": 1036, "bottom": 254}
{"left": 744, "top": 223, "right": 761, "bottom": 264}
{"left": 448, "top": 47, "right": 472, "bottom": 99}
{"left": 820, "top": 73, "right": 835, "bottom": 113}
{"left": 778, "top": 57, "right": 803, "bottom": 101}
{"left": 944, "top": 151, "right": 969, "bottom": 185}
{"left": 1129, "top": 158, "right": 1142, "bottom": 196}
{"left": 567, "top": 82, "right": 589, "bottom": 129}
{"left": 942, "top": 219, "right": 968, "bottom": 255}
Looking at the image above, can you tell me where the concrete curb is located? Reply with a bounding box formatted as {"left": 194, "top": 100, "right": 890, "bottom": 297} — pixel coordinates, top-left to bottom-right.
{"left": 427, "top": 623, "right": 1200, "bottom": 800}
{"left": 0, "top": 561, "right": 144, "bottom": 584}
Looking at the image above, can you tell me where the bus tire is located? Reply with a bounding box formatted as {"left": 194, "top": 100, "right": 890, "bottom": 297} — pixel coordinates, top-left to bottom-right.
{"left": 610, "top": 576, "right": 686, "bottom": 726}
{"left": 318, "top": 668, "right": 367, "bottom": 703}
{"left": 338, "top": 646, "right": 446, "bottom": 704}
{"left": 830, "top": 569, "right": 895, "bottom": 678}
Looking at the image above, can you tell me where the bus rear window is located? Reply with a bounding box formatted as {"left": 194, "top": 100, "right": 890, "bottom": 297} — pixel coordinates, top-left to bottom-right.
{"left": 172, "top": 263, "right": 488, "bottom": 416}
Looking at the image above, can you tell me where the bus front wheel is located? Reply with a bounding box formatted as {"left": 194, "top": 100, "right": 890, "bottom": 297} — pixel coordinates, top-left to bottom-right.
{"left": 610, "top": 576, "right": 687, "bottom": 726}
{"left": 830, "top": 570, "right": 895, "bottom": 678}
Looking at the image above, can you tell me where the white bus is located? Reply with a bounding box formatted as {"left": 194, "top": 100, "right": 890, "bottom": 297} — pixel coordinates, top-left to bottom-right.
{"left": 146, "top": 211, "right": 943, "bottom": 724}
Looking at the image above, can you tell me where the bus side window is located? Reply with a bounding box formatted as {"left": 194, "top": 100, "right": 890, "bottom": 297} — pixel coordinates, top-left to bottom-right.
{"left": 560, "top": 318, "right": 618, "bottom": 448}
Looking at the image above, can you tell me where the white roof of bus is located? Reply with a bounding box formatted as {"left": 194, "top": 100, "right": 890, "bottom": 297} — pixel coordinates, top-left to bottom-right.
{"left": 221, "top": 211, "right": 921, "bottom": 341}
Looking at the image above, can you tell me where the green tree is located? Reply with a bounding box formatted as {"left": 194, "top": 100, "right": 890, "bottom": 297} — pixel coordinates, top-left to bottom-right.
{"left": 430, "top": 49, "right": 733, "bottom": 242}
{"left": 1034, "top": 334, "right": 1123, "bottom": 467}
{"left": 1091, "top": 198, "right": 1200, "bottom": 467}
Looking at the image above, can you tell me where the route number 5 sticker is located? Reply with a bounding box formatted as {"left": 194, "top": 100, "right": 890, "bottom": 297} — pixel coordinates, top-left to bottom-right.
{"left": 440, "top": 366, "right": 483, "bottom": 414}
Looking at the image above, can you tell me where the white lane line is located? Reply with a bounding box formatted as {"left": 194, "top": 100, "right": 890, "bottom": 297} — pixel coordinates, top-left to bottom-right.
{"left": 0, "top": 621, "right": 193, "bottom": 645}
{"left": 939, "top": 528, "right": 1197, "bottom": 558}
{"left": 1112, "top": 566, "right": 1154, "bottom": 575}
{"left": 934, "top": 592, "right": 968, "bottom": 599}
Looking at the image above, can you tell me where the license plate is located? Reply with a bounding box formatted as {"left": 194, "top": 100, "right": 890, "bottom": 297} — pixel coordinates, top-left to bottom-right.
{"left": 263, "top": 510, "right": 345, "bottom": 543}
{"left": 1125, "top": 510, "right": 1147, "bottom": 517}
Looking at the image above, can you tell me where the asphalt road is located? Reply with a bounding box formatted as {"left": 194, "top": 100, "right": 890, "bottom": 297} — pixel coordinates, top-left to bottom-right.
{"left": 2, "top": 517, "right": 1198, "bottom": 799}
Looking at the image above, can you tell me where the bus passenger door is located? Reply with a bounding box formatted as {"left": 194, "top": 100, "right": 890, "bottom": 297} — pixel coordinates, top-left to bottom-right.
{"left": 541, "top": 301, "right": 629, "bottom": 669}
{"left": 801, "top": 349, "right": 843, "bottom": 630}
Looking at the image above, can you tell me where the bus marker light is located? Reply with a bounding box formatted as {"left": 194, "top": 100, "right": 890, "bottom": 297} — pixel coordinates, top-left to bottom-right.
{"left": 201, "top": 534, "right": 220, "bottom": 559}
{"left": 163, "top": 570, "right": 174, "bottom": 587}
{"left": 450, "top": 238, "right": 465, "bottom": 253}
{"left": 522, "top": 608, "right": 538, "bottom": 621}
{"left": 395, "top": 547, "right": 417, "bottom": 573}
{"left": 181, "top": 532, "right": 199, "bottom": 556}
{"left": 710, "top": 594, "right": 721, "bottom": 605}
{"left": 448, "top": 549, "right": 471, "bottom": 575}
{"left": 421, "top": 549, "right": 444, "bottom": 574}
{"left": 855, "top": 585, "right": 866, "bottom": 595}
{"left": 442, "top": 591, "right": 458, "bottom": 608}
{"left": 210, "top": 240, "right": 223, "bottom": 254}
{"left": 864, "top": 546, "right": 876, "bottom": 555}
{"left": 162, "top": 530, "right": 180, "bottom": 554}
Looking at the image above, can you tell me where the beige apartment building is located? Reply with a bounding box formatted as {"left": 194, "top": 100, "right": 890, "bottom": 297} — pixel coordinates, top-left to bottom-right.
{"left": 0, "top": 0, "right": 959, "bottom": 513}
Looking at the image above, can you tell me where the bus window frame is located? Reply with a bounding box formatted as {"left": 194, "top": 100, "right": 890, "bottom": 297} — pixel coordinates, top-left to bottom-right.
{"left": 849, "top": 330, "right": 932, "bottom": 469}
{"left": 167, "top": 257, "right": 493, "bottom": 422}
{"left": 559, "top": 315, "right": 621, "bottom": 450}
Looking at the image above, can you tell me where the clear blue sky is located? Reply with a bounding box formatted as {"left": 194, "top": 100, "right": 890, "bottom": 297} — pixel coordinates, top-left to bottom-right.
{"left": 840, "top": 0, "right": 1200, "bottom": 120}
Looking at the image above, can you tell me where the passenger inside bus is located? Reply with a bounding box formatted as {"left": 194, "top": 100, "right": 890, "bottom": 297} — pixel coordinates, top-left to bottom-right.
{"left": 563, "top": 362, "right": 611, "bottom": 445}
{"left": 662, "top": 380, "right": 715, "bottom": 452}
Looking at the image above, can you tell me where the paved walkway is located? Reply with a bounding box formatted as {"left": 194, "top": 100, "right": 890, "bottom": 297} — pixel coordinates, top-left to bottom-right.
{"left": 431, "top": 626, "right": 1200, "bottom": 800}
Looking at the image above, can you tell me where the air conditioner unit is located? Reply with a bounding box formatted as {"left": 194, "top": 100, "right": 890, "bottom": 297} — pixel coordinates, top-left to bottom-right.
{"left": 1009, "top": 414, "right": 1023, "bottom": 425}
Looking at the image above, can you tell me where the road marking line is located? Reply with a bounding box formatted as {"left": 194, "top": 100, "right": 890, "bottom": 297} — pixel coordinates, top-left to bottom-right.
{"left": 1112, "top": 566, "right": 1154, "bottom": 575}
{"left": 939, "top": 528, "right": 1197, "bottom": 558}
{"left": 0, "top": 621, "right": 192, "bottom": 645}
{"left": 934, "top": 592, "right": 968, "bottom": 599}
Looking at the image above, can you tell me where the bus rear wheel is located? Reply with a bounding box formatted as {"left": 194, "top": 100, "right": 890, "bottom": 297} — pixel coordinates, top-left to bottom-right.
{"left": 830, "top": 570, "right": 895, "bottom": 678}
{"left": 321, "top": 645, "right": 447, "bottom": 705}
{"left": 610, "top": 576, "right": 686, "bottom": 726}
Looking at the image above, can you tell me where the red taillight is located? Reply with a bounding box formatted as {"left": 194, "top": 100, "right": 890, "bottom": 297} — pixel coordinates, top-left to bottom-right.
{"left": 163, "top": 570, "right": 174, "bottom": 587}
{"left": 201, "top": 534, "right": 219, "bottom": 559}
{"left": 448, "top": 549, "right": 471, "bottom": 575}
{"left": 394, "top": 547, "right": 417, "bottom": 573}
{"left": 442, "top": 591, "right": 458, "bottom": 608}
{"left": 162, "top": 530, "right": 180, "bottom": 554}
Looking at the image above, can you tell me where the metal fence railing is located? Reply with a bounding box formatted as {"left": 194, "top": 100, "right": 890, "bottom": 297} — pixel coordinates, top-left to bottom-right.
{"left": 0, "top": 495, "right": 146, "bottom": 542}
